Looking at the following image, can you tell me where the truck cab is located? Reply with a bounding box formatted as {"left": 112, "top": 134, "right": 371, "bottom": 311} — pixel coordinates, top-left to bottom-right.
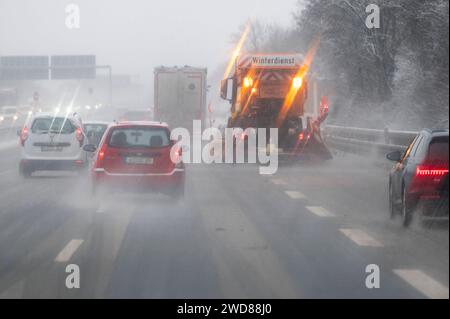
{"left": 221, "top": 54, "right": 310, "bottom": 150}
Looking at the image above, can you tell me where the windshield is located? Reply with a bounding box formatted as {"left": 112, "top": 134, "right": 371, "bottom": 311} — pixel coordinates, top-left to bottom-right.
{"left": 1, "top": 107, "right": 16, "bottom": 114}
{"left": 31, "top": 117, "right": 75, "bottom": 134}
{"left": 108, "top": 127, "right": 170, "bottom": 148}
{"left": 84, "top": 124, "right": 107, "bottom": 136}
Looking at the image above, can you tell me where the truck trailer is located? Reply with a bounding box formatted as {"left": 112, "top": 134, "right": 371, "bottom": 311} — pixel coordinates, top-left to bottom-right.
{"left": 154, "top": 66, "right": 207, "bottom": 131}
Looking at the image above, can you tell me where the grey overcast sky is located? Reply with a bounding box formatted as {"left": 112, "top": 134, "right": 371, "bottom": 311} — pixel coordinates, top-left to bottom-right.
{"left": 0, "top": 0, "right": 299, "bottom": 79}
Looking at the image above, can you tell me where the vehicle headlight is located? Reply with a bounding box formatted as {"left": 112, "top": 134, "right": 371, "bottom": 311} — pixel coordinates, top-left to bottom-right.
{"left": 243, "top": 76, "right": 253, "bottom": 88}
{"left": 13, "top": 115, "right": 18, "bottom": 121}
{"left": 293, "top": 76, "right": 303, "bottom": 89}
{"left": 0, "top": 116, "right": 4, "bottom": 121}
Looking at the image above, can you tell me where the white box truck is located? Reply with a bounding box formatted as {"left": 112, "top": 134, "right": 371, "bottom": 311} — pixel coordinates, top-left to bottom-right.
{"left": 154, "top": 66, "right": 207, "bottom": 131}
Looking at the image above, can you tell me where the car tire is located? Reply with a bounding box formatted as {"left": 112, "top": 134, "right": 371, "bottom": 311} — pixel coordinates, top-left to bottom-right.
{"left": 401, "top": 186, "right": 413, "bottom": 227}
{"left": 19, "top": 164, "right": 32, "bottom": 178}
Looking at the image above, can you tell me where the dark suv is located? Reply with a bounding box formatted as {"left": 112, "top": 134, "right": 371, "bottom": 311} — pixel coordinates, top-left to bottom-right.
{"left": 387, "top": 129, "right": 449, "bottom": 227}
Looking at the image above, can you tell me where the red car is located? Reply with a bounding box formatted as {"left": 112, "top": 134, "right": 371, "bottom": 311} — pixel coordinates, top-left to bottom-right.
{"left": 84, "top": 121, "right": 185, "bottom": 199}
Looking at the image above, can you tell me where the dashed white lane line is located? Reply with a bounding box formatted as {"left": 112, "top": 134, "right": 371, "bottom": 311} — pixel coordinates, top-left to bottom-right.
{"left": 0, "top": 169, "right": 14, "bottom": 176}
{"left": 96, "top": 204, "right": 107, "bottom": 214}
{"left": 271, "top": 179, "right": 288, "bottom": 186}
{"left": 54, "top": 239, "right": 84, "bottom": 262}
{"left": 393, "top": 269, "right": 449, "bottom": 299}
{"left": 285, "top": 190, "right": 306, "bottom": 199}
{"left": 339, "top": 228, "right": 383, "bottom": 247}
{"left": 306, "top": 206, "right": 335, "bottom": 217}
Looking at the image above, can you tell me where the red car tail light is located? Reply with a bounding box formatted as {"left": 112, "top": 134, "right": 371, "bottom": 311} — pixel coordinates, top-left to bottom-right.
{"left": 410, "top": 165, "right": 449, "bottom": 195}
{"left": 75, "top": 127, "right": 84, "bottom": 147}
{"left": 20, "top": 126, "right": 29, "bottom": 146}
{"left": 416, "top": 166, "right": 449, "bottom": 177}
{"left": 95, "top": 144, "right": 108, "bottom": 168}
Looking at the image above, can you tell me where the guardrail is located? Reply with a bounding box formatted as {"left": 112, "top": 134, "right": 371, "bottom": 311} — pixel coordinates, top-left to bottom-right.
{"left": 323, "top": 125, "right": 418, "bottom": 156}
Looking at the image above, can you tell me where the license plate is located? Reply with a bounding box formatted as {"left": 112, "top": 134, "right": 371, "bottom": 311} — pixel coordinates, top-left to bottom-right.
{"left": 125, "top": 157, "right": 154, "bottom": 165}
{"left": 41, "top": 146, "right": 63, "bottom": 152}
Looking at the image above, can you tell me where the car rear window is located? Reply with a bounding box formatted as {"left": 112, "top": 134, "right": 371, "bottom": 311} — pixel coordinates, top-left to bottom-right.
{"left": 108, "top": 127, "right": 170, "bottom": 148}
{"left": 84, "top": 124, "right": 108, "bottom": 135}
{"left": 31, "top": 117, "right": 75, "bottom": 134}
{"left": 427, "top": 136, "right": 449, "bottom": 165}
{"left": 2, "top": 107, "right": 16, "bottom": 114}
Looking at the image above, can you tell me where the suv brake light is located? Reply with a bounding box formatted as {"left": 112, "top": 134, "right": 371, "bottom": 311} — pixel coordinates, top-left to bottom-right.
{"left": 75, "top": 127, "right": 84, "bottom": 147}
{"left": 20, "top": 126, "right": 29, "bottom": 146}
{"left": 411, "top": 165, "right": 449, "bottom": 195}
{"left": 95, "top": 144, "right": 108, "bottom": 168}
{"left": 416, "top": 166, "right": 449, "bottom": 177}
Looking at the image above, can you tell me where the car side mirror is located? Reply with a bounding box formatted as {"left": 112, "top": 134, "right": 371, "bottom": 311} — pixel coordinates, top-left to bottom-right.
{"left": 220, "top": 78, "right": 234, "bottom": 101}
{"left": 386, "top": 150, "right": 402, "bottom": 162}
{"left": 83, "top": 144, "right": 97, "bottom": 153}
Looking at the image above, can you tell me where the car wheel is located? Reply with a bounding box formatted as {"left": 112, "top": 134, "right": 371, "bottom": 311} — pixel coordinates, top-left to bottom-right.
{"left": 19, "top": 164, "right": 32, "bottom": 178}
{"left": 401, "top": 186, "right": 413, "bottom": 227}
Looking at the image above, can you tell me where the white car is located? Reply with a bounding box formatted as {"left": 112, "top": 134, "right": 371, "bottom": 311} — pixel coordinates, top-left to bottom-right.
{"left": 19, "top": 113, "right": 88, "bottom": 177}
{"left": 0, "top": 106, "right": 19, "bottom": 124}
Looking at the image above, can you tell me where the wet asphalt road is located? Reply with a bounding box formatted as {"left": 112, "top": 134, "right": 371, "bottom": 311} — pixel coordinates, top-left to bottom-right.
{"left": 0, "top": 131, "right": 448, "bottom": 299}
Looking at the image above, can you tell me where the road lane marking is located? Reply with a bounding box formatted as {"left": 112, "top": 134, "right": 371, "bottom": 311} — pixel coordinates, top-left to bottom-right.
{"left": 393, "top": 269, "right": 449, "bottom": 299}
{"left": 0, "top": 280, "right": 24, "bottom": 299}
{"left": 54, "top": 239, "right": 84, "bottom": 262}
{"left": 339, "top": 228, "right": 383, "bottom": 247}
{"left": 0, "top": 169, "right": 14, "bottom": 176}
{"left": 271, "top": 179, "right": 288, "bottom": 186}
{"left": 96, "top": 204, "right": 107, "bottom": 214}
{"left": 285, "top": 191, "right": 306, "bottom": 199}
{"left": 306, "top": 206, "right": 335, "bottom": 217}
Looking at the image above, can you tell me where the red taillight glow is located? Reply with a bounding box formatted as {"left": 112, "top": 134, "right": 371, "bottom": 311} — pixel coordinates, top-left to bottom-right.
{"left": 20, "top": 126, "right": 29, "bottom": 146}
{"left": 94, "top": 142, "right": 107, "bottom": 168}
{"left": 76, "top": 127, "right": 84, "bottom": 146}
{"left": 416, "top": 167, "right": 449, "bottom": 176}
{"left": 298, "top": 132, "right": 304, "bottom": 141}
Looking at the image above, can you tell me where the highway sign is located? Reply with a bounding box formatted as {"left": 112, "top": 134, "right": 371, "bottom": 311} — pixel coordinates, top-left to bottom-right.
{"left": 51, "top": 55, "right": 96, "bottom": 79}
{"left": 0, "top": 56, "right": 49, "bottom": 80}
